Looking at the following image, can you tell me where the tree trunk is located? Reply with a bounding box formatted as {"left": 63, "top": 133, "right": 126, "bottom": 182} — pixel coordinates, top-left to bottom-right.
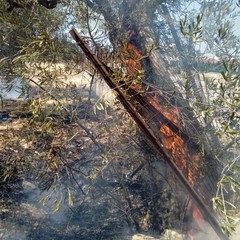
{"left": 79, "top": 0, "right": 225, "bottom": 236}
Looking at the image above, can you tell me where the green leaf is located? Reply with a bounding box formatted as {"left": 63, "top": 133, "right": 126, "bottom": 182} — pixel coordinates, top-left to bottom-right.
{"left": 226, "top": 129, "right": 238, "bottom": 136}
{"left": 221, "top": 71, "right": 228, "bottom": 81}
{"left": 39, "top": 195, "right": 50, "bottom": 206}
{"left": 68, "top": 188, "right": 74, "bottom": 207}
{"left": 0, "top": 57, "right": 9, "bottom": 63}
{"left": 96, "top": 102, "right": 104, "bottom": 110}
{"left": 52, "top": 199, "right": 62, "bottom": 213}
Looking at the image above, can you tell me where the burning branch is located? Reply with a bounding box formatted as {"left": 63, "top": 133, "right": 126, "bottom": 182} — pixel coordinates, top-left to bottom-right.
{"left": 69, "top": 28, "right": 229, "bottom": 240}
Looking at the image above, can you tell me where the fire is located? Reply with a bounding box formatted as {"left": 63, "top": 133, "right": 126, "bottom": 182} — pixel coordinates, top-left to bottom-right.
{"left": 147, "top": 93, "right": 181, "bottom": 128}
{"left": 123, "top": 42, "right": 142, "bottom": 75}
{"left": 121, "top": 23, "right": 212, "bottom": 239}
{"left": 122, "top": 24, "right": 203, "bottom": 187}
{"left": 70, "top": 27, "right": 228, "bottom": 240}
{"left": 192, "top": 206, "right": 204, "bottom": 228}
{"left": 160, "top": 125, "right": 187, "bottom": 173}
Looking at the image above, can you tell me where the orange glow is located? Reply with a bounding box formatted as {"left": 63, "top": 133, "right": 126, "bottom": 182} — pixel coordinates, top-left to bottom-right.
{"left": 192, "top": 206, "right": 204, "bottom": 227}
{"left": 187, "top": 204, "right": 206, "bottom": 240}
{"left": 127, "top": 43, "right": 142, "bottom": 60}
{"left": 160, "top": 124, "right": 198, "bottom": 185}
{"left": 124, "top": 43, "right": 142, "bottom": 74}
{"left": 148, "top": 93, "right": 182, "bottom": 129}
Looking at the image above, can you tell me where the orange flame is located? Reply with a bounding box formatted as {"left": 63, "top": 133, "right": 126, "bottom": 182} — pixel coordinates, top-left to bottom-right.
{"left": 124, "top": 43, "right": 142, "bottom": 74}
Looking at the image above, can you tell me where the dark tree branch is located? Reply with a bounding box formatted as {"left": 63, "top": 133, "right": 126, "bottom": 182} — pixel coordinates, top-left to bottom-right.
{"left": 85, "top": 0, "right": 119, "bottom": 44}
{"left": 6, "top": 0, "right": 58, "bottom": 11}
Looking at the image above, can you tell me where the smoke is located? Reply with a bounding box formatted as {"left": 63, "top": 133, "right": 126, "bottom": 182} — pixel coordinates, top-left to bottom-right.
{"left": 187, "top": 218, "right": 220, "bottom": 240}
{"left": 188, "top": 216, "right": 240, "bottom": 240}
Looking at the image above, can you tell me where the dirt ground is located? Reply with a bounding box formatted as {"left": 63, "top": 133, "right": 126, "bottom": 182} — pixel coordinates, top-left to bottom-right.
{"left": 1, "top": 71, "right": 239, "bottom": 240}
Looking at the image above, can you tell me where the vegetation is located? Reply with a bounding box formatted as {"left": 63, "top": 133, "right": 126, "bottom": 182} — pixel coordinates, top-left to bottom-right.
{"left": 0, "top": 0, "right": 239, "bottom": 238}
